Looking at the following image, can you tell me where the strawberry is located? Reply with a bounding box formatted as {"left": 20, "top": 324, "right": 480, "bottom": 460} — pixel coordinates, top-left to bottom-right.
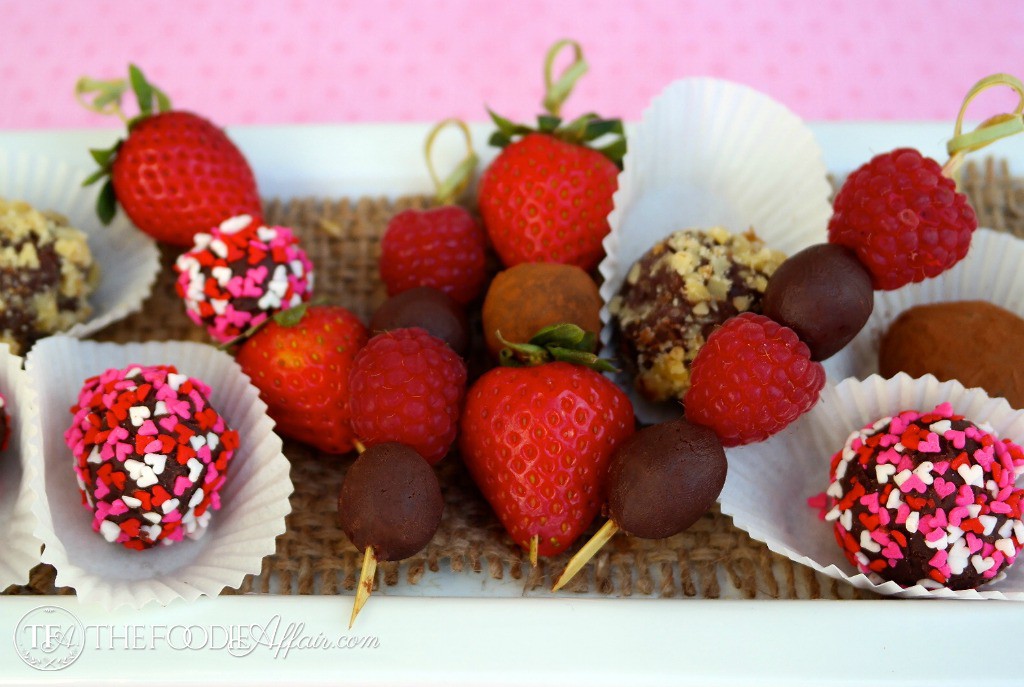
{"left": 235, "top": 304, "right": 368, "bottom": 454}
{"left": 79, "top": 64, "right": 262, "bottom": 246}
{"left": 477, "top": 40, "right": 625, "bottom": 272}
{"left": 459, "top": 324, "right": 635, "bottom": 558}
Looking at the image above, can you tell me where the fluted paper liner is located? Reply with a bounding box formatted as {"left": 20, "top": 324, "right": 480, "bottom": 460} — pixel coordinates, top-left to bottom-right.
{"left": 824, "top": 228, "right": 1024, "bottom": 382}
{"left": 0, "top": 151, "right": 160, "bottom": 344}
{"left": 26, "top": 337, "right": 293, "bottom": 609}
{"left": 597, "top": 78, "right": 832, "bottom": 423}
{"left": 721, "top": 373, "right": 1024, "bottom": 599}
{"left": 0, "top": 344, "right": 43, "bottom": 588}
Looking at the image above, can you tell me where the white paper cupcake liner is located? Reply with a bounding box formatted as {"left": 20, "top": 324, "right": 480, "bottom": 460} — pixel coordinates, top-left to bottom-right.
{"left": 721, "top": 373, "right": 1024, "bottom": 599}
{"left": 824, "top": 228, "right": 1024, "bottom": 383}
{"left": 0, "top": 344, "right": 43, "bottom": 589}
{"left": 597, "top": 78, "right": 832, "bottom": 423}
{"left": 26, "top": 337, "right": 292, "bottom": 609}
{"left": 0, "top": 150, "right": 160, "bottom": 345}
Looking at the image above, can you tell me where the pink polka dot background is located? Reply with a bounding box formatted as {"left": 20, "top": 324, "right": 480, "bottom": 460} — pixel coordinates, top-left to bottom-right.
{"left": 1, "top": 0, "right": 1022, "bottom": 129}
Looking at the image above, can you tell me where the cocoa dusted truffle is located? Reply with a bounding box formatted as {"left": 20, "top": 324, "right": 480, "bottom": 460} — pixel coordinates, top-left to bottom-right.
{"left": 609, "top": 227, "right": 785, "bottom": 403}
{"left": 880, "top": 301, "right": 1024, "bottom": 410}
{"left": 370, "top": 287, "right": 470, "bottom": 357}
{"left": 337, "top": 442, "right": 444, "bottom": 562}
{"left": 826, "top": 402, "right": 1024, "bottom": 590}
{"left": 762, "top": 243, "right": 874, "bottom": 361}
{"left": 607, "top": 419, "right": 727, "bottom": 539}
{"left": 0, "top": 199, "right": 99, "bottom": 355}
{"left": 64, "top": 364, "right": 240, "bottom": 550}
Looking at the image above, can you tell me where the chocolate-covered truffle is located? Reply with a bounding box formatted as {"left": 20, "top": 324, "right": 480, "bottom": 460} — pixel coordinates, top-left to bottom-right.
{"left": 607, "top": 418, "right": 727, "bottom": 539}
{"left": 64, "top": 364, "right": 239, "bottom": 550}
{"left": 174, "top": 214, "right": 314, "bottom": 343}
{"left": 370, "top": 287, "right": 469, "bottom": 356}
{"left": 826, "top": 403, "right": 1024, "bottom": 590}
{"left": 880, "top": 301, "right": 1024, "bottom": 410}
{"left": 0, "top": 199, "right": 99, "bottom": 355}
{"left": 609, "top": 227, "right": 785, "bottom": 403}
{"left": 337, "top": 442, "right": 444, "bottom": 562}
{"left": 762, "top": 243, "right": 873, "bottom": 361}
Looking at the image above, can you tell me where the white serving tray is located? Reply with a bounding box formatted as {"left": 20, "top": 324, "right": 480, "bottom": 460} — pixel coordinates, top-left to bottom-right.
{"left": 0, "top": 122, "right": 1021, "bottom": 686}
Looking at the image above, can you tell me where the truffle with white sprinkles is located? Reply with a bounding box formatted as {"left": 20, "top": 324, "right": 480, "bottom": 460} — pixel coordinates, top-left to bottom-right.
{"left": 826, "top": 402, "right": 1024, "bottom": 590}
{"left": 174, "top": 214, "right": 314, "bottom": 343}
{"left": 64, "top": 364, "right": 240, "bottom": 550}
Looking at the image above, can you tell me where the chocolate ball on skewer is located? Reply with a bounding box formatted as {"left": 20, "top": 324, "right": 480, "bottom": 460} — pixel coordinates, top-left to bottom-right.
{"left": 553, "top": 418, "right": 727, "bottom": 591}
{"left": 762, "top": 243, "right": 874, "bottom": 362}
{"left": 370, "top": 287, "right": 470, "bottom": 357}
{"left": 338, "top": 442, "right": 444, "bottom": 626}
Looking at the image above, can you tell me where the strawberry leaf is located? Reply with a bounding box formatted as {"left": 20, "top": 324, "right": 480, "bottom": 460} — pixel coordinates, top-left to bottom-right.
{"left": 273, "top": 302, "right": 309, "bottom": 327}
{"left": 537, "top": 115, "right": 562, "bottom": 134}
{"left": 81, "top": 168, "right": 108, "bottom": 187}
{"left": 582, "top": 118, "right": 624, "bottom": 141}
{"left": 95, "top": 180, "right": 117, "bottom": 225}
{"left": 129, "top": 64, "right": 154, "bottom": 117}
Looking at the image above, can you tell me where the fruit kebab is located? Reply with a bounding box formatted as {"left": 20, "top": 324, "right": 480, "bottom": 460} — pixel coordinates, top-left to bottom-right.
{"left": 338, "top": 441, "right": 444, "bottom": 628}
{"left": 76, "top": 64, "right": 262, "bottom": 246}
{"left": 553, "top": 73, "right": 1024, "bottom": 591}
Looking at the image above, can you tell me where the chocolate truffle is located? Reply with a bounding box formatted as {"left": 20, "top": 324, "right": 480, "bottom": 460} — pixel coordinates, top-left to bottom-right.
{"left": 0, "top": 199, "right": 99, "bottom": 355}
{"left": 64, "top": 364, "right": 240, "bottom": 550}
{"left": 880, "top": 301, "right": 1024, "bottom": 410}
{"left": 609, "top": 227, "right": 785, "bottom": 403}
{"left": 337, "top": 442, "right": 444, "bottom": 562}
{"left": 607, "top": 418, "right": 727, "bottom": 539}
{"left": 370, "top": 287, "right": 470, "bottom": 356}
{"left": 762, "top": 243, "right": 874, "bottom": 361}
{"left": 174, "top": 214, "right": 314, "bottom": 343}
{"left": 482, "top": 262, "right": 602, "bottom": 359}
{"left": 826, "top": 402, "right": 1024, "bottom": 590}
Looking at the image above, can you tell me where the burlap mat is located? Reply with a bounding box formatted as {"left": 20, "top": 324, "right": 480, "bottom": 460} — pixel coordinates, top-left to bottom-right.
{"left": 5, "top": 159, "right": 1022, "bottom": 600}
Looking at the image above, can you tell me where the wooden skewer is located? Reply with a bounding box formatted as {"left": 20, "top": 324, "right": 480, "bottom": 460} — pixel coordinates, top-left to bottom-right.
{"left": 350, "top": 545, "right": 377, "bottom": 629}
{"left": 551, "top": 520, "right": 620, "bottom": 592}
{"left": 529, "top": 534, "right": 539, "bottom": 567}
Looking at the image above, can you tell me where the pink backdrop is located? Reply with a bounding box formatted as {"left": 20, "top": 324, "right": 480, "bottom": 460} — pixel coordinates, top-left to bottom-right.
{"left": 1, "top": 0, "right": 1023, "bottom": 129}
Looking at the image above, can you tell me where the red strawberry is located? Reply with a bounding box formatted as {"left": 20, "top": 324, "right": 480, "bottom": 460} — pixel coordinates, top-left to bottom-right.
{"left": 459, "top": 325, "right": 635, "bottom": 558}
{"left": 478, "top": 133, "right": 619, "bottom": 271}
{"left": 476, "top": 40, "right": 625, "bottom": 272}
{"left": 235, "top": 305, "right": 368, "bottom": 454}
{"left": 80, "top": 64, "right": 262, "bottom": 246}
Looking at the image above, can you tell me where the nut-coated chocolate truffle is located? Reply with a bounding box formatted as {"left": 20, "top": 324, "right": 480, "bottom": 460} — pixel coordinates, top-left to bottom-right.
{"left": 880, "top": 301, "right": 1024, "bottom": 410}
{"left": 337, "top": 442, "right": 444, "bottom": 562}
{"left": 607, "top": 418, "right": 727, "bottom": 540}
{"left": 0, "top": 199, "right": 99, "bottom": 355}
{"left": 609, "top": 227, "right": 785, "bottom": 403}
{"left": 762, "top": 243, "right": 873, "bottom": 362}
{"left": 370, "top": 287, "right": 470, "bottom": 356}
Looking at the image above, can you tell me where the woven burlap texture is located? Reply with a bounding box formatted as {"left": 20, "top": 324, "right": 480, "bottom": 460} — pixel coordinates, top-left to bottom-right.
{"left": 6, "top": 159, "right": 1023, "bottom": 600}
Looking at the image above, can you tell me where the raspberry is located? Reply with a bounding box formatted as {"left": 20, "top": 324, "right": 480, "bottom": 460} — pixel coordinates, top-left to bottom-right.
{"left": 684, "top": 313, "right": 825, "bottom": 447}
{"left": 380, "top": 206, "right": 487, "bottom": 304}
{"left": 349, "top": 328, "right": 467, "bottom": 464}
{"left": 828, "top": 148, "right": 977, "bottom": 291}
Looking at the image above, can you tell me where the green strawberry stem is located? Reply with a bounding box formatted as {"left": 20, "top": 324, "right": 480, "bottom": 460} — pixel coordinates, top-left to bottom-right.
{"left": 542, "top": 38, "right": 588, "bottom": 117}
{"left": 217, "top": 300, "right": 320, "bottom": 351}
{"left": 485, "top": 39, "right": 627, "bottom": 167}
{"left": 496, "top": 323, "right": 618, "bottom": 373}
{"left": 424, "top": 118, "right": 479, "bottom": 205}
{"left": 943, "top": 73, "right": 1024, "bottom": 181}
{"left": 77, "top": 64, "right": 173, "bottom": 224}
